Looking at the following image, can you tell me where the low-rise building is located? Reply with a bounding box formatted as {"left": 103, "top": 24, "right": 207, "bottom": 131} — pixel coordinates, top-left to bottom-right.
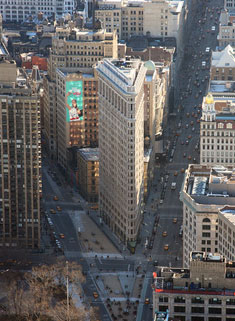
{"left": 180, "top": 164, "right": 235, "bottom": 268}
{"left": 200, "top": 93, "right": 235, "bottom": 166}
{"left": 77, "top": 148, "right": 99, "bottom": 203}
{"left": 210, "top": 45, "right": 235, "bottom": 81}
{"left": 20, "top": 53, "right": 48, "bottom": 71}
{"left": 153, "top": 251, "right": 235, "bottom": 321}
{"left": 218, "top": 10, "right": 235, "bottom": 47}
{"left": 225, "top": 0, "right": 235, "bottom": 10}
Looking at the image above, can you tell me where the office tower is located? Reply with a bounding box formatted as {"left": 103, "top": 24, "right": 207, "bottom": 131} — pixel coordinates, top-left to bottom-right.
{"left": 0, "top": 0, "right": 75, "bottom": 22}
{"left": 0, "top": 56, "right": 42, "bottom": 248}
{"left": 97, "top": 58, "right": 146, "bottom": 246}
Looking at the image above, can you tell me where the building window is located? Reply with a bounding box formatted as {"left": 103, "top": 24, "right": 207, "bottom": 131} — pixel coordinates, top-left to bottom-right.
{"left": 159, "top": 306, "right": 168, "bottom": 312}
{"left": 209, "top": 307, "right": 221, "bottom": 314}
{"left": 174, "top": 297, "right": 185, "bottom": 303}
{"left": 227, "top": 308, "right": 235, "bottom": 314}
{"left": 226, "top": 299, "right": 235, "bottom": 305}
{"left": 202, "top": 232, "right": 210, "bottom": 237}
{"left": 202, "top": 225, "right": 211, "bottom": 230}
{"left": 191, "top": 307, "right": 204, "bottom": 313}
{"left": 174, "top": 306, "right": 185, "bottom": 313}
{"left": 159, "top": 297, "right": 168, "bottom": 303}
{"left": 192, "top": 297, "right": 204, "bottom": 304}
{"left": 209, "top": 298, "right": 222, "bottom": 305}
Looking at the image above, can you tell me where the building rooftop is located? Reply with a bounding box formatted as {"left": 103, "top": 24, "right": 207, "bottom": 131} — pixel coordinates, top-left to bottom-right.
{"left": 78, "top": 148, "right": 99, "bottom": 161}
{"left": 98, "top": 57, "right": 143, "bottom": 87}
{"left": 219, "top": 206, "right": 235, "bottom": 225}
{"left": 56, "top": 68, "right": 95, "bottom": 78}
{"left": 127, "top": 36, "right": 176, "bottom": 52}
{"left": 191, "top": 251, "right": 224, "bottom": 263}
{"left": 182, "top": 165, "right": 235, "bottom": 205}
{"left": 55, "top": 27, "right": 115, "bottom": 42}
{"left": 153, "top": 251, "right": 235, "bottom": 295}
{"left": 210, "top": 81, "right": 235, "bottom": 94}
{"left": 211, "top": 45, "right": 235, "bottom": 68}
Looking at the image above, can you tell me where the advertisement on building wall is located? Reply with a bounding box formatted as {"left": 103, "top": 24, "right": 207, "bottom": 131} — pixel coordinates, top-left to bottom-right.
{"left": 66, "top": 81, "right": 83, "bottom": 122}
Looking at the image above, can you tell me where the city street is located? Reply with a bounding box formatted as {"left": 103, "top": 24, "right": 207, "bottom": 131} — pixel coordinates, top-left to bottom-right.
{"left": 40, "top": 0, "right": 224, "bottom": 320}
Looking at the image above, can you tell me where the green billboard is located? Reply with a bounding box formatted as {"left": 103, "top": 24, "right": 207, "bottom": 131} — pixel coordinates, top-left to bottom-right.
{"left": 66, "top": 81, "right": 83, "bottom": 122}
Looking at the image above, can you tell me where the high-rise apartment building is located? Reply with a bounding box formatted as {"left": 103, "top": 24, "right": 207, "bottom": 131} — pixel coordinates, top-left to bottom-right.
{"left": 43, "top": 27, "right": 117, "bottom": 161}
{"left": 0, "top": 0, "right": 74, "bottom": 22}
{"left": 180, "top": 164, "right": 235, "bottom": 268}
{"left": 200, "top": 93, "right": 235, "bottom": 166}
{"left": 0, "top": 57, "right": 42, "bottom": 248}
{"left": 97, "top": 58, "right": 146, "bottom": 245}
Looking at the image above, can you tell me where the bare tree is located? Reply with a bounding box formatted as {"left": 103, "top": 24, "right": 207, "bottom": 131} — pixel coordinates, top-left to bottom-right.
{"left": 5, "top": 260, "right": 98, "bottom": 321}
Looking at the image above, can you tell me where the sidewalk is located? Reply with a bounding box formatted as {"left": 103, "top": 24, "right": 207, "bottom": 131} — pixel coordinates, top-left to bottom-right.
{"left": 87, "top": 211, "right": 129, "bottom": 256}
{"left": 71, "top": 164, "right": 165, "bottom": 258}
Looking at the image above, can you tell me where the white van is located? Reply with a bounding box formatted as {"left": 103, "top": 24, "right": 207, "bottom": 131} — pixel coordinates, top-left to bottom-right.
{"left": 171, "top": 182, "right": 176, "bottom": 190}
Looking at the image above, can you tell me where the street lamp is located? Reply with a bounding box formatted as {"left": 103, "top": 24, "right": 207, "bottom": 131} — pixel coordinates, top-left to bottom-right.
{"left": 66, "top": 261, "right": 70, "bottom": 321}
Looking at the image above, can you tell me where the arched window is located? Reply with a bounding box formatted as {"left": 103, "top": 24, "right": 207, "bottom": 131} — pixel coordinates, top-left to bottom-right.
{"left": 227, "top": 123, "right": 232, "bottom": 129}
{"left": 218, "top": 123, "right": 224, "bottom": 129}
{"left": 203, "top": 218, "right": 211, "bottom": 223}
